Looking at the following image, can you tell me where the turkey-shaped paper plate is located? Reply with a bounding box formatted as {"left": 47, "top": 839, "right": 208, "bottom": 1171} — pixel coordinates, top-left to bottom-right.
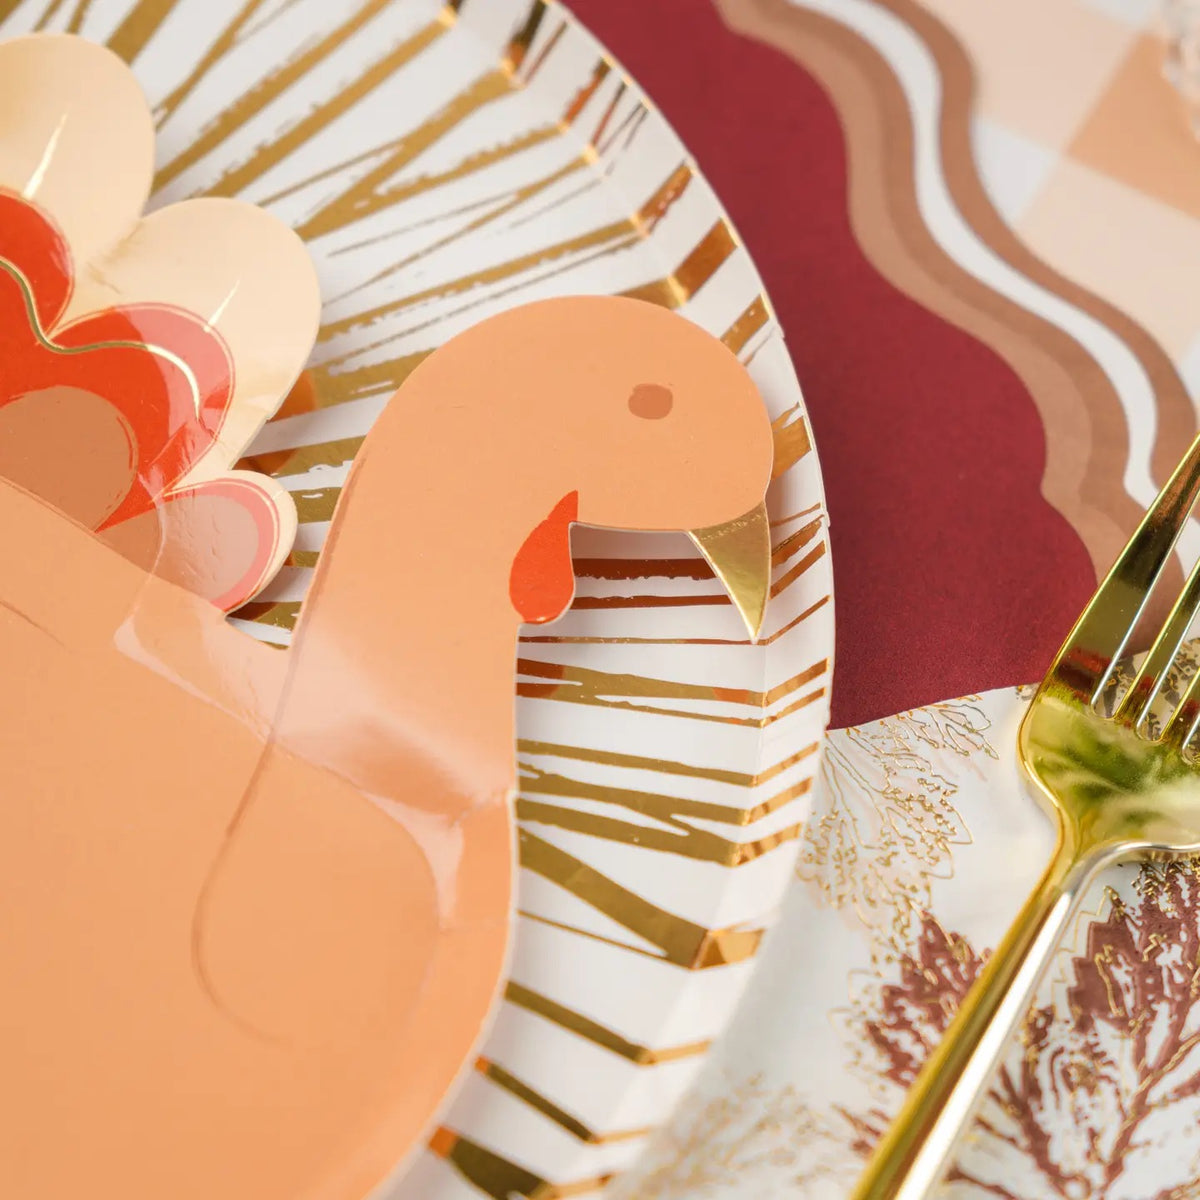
{"left": 0, "top": 6, "right": 835, "bottom": 1200}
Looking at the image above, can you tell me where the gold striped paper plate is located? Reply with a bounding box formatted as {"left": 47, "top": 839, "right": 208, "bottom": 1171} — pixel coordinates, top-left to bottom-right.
{"left": 0, "top": 1, "right": 835, "bottom": 1195}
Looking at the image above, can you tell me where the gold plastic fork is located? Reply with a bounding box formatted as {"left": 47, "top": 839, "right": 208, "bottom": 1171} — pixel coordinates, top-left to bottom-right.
{"left": 850, "top": 433, "right": 1200, "bottom": 1200}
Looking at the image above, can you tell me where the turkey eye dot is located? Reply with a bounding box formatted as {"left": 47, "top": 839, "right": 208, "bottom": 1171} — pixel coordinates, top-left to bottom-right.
{"left": 628, "top": 383, "right": 674, "bottom": 420}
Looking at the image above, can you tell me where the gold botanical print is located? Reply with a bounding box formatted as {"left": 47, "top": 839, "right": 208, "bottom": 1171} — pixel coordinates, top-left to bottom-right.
{"left": 798, "top": 699, "right": 993, "bottom": 958}
{"left": 607, "top": 1076, "right": 848, "bottom": 1200}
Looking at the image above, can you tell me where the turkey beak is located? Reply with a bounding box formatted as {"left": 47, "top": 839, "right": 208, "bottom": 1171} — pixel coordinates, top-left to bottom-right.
{"left": 688, "top": 502, "right": 771, "bottom": 642}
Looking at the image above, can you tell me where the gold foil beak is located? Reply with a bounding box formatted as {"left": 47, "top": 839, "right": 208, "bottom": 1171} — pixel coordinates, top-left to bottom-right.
{"left": 689, "top": 502, "right": 771, "bottom": 642}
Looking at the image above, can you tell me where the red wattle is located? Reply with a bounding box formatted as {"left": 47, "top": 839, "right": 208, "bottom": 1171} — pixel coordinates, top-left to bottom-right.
{"left": 509, "top": 491, "right": 579, "bottom": 624}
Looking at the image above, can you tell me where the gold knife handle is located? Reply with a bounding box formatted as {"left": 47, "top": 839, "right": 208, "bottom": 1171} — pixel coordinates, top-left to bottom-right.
{"left": 849, "top": 838, "right": 1097, "bottom": 1200}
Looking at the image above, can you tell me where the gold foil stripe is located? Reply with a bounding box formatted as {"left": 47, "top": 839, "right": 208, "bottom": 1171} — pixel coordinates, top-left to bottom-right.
{"left": 519, "top": 832, "right": 766, "bottom": 968}
{"left": 516, "top": 736, "right": 819, "bottom": 792}
{"left": 518, "top": 795, "right": 804, "bottom": 867}
{"left": 290, "top": 486, "right": 340, "bottom": 524}
{"left": 637, "top": 163, "right": 693, "bottom": 232}
{"left": 32, "top": 0, "right": 79, "bottom": 29}
{"left": 27, "top": 0, "right": 57, "bottom": 26}
{"left": 722, "top": 295, "right": 769, "bottom": 356}
{"left": 243, "top": 434, "right": 364, "bottom": 479}
{"left": 298, "top": 67, "right": 516, "bottom": 241}
{"left": 517, "top": 691, "right": 743, "bottom": 727}
{"left": 307, "top": 351, "right": 429, "bottom": 407}
{"left": 431, "top": 1131, "right": 611, "bottom": 1200}
{"left": 570, "top": 556, "right": 716, "bottom": 582}
{"left": 516, "top": 655, "right": 827, "bottom": 709}
{"left": 475, "top": 1059, "right": 651, "bottom": 1146}
{"left": 269, "top": 122, "right": 557, "bottom": 215}
{"left": 558, "top": 56, "right": 610, "bottom": 127}
{"left": 771, "top": 501, "right": 824, "bottom": 528}
{"left": 261, "top": 32, "right": 596, "bottom": 218}
{"left": 514, "top": 689, "right": 822, "bottom": 729}
{"left": 539, "top": 531, "right": 813, "bottom": 587}
{"left": 760, "top": 594, "right": 831, "bottom": 646}
{"left": 569, "top": 593, "right": 725, "bottom": 612}
{"left": 174, "top": 13, "right": 450, "bottom": 196}
{"left": 771, "top": 407, "right": 813, "bottom": 479}
{"left": 106, "top": 0, "right": 173, "bottom": 60}
{"left": 517, "top": 910, "right": 676, "bottom": 963}
{"left": 518, "top": 655, "right": 734, "bottom": 700}
{"left": 319, "top": 218, "right": 639, "bottom": 339}
{"left": 364, "top": 83, "right": 614, "bottom": 269}
{"left": 621, "top": 220, "right": 737, "bottom": 309}
{"left": 587, "top": 77, "right": 625, "bottom": 147}
{"left": 259, "top": 140, "right": 399, "bottom": 208}
{"left": 154, "top": 0, "right": 273, "bottom": 127}
{"left": 772, "top": 518, "right": 823, "bottom": 567}
{"left": 354, "top": 153, "right": 594, "bottom": 291}
{"left": 507, "top": 978, "right": 711, "bottom": 1062}
{"left": 522, "top": 742, "right": 751, "bottom": 785}
{"left": 597, "top": 96, "right": 645, "bottom": 157}
{"left": 233, "top": 600, "right": 300, "bottom": 629}
{"left": 569, "top": 27, "right": 645, "bottom": 146}
{"left": 772, "top": 541, "right": 827, "bottom": 598}
{"left": 520, "top": 754, "right": 813, "bottom": 831}
{"left": 520, "top": 766, "right": 812, "bottom": 831}
{"left": 156, "top": 0, "right": 552, "bottom": 202}
{"left": 503, "top": 0, "right": 547, "bottom": 73}
{"left": 330, "top": 226, "right": 651, "bottom": 368}
{"left": 318, "top": 159, "right": 689, "bottom": 341}
{"left": 522, "top": 14, "right": 566, "bottom": 82}
{"left": 519, "top": 593, "right": 830, "bottom": 646}
{"left": 763, "top": 687, "right": 826, "bottom": 726}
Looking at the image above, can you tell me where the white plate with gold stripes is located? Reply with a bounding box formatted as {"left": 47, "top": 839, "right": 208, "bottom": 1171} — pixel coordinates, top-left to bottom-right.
{"left": 0, "top": 0, "right": 835, "bottom": 1195}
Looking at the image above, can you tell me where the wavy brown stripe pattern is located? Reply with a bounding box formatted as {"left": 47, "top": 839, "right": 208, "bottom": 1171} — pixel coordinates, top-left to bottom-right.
{"left": 717, "top": 0, "right": 1197, "bottom": 583}
{"left": 886, "top": 0, "right": 1198, "bottom": 493}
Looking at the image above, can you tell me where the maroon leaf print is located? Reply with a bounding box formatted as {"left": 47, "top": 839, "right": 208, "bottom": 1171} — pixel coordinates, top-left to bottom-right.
{"left": 848, "top": 866, "right": 1200, "bottom": 1198}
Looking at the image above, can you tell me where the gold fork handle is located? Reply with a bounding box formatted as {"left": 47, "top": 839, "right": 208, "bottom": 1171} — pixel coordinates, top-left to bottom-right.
{"left": 849, "top": 838, "right": 1099, "bottom": 1200}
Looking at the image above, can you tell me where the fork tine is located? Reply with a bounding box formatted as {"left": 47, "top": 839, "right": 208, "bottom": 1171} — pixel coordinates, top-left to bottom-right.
{"left": 1048, "top": 432, "right": 1200, "bottom": 704}
{"left": 1113, "top": 553, "right": 1200, "bottom": 729}
{"left": 1162, "top": 654, "right": 1200, "bottom": 750}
